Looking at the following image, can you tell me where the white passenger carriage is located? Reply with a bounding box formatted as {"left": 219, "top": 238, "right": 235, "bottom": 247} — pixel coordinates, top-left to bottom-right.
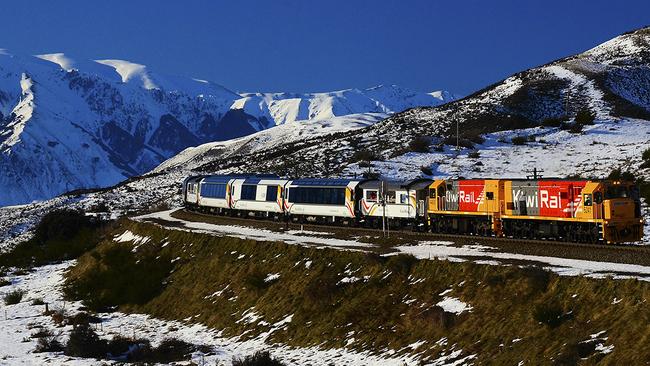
{"left": 358, "top": 179, "right": 432, "bottom": 228}
{"left": 182, "top": 175, "right": 204, "bottom": 208}
{"left": 284, "top": 178, "right": 362, "bottom": 223}
{"left": 229, "top": 177, "right": 289, "bottom": 218}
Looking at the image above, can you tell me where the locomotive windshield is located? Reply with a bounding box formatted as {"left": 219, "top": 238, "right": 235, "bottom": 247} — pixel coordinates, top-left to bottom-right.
{"left": 604, "top": 185, "right": 629, "bottom": 199}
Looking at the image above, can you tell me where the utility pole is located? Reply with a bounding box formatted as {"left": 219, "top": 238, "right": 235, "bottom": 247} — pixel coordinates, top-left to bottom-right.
{"left": 381, "top": 180, "right": 386, "bottom": 237}
{"left": 525, "top": 167, "right": 544, "bottom": 179}
{"left": 456, "top": 120, "right": 460, "bottom": 152}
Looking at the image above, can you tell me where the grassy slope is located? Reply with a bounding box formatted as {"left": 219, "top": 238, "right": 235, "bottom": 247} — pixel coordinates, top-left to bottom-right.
{"left": 65, "top": 220, "right": 650, "bottom": 365}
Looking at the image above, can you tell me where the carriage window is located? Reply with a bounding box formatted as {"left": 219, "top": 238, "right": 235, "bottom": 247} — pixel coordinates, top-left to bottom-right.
{"left": 584, "top": 193, "right": 592, "bottom": 206}
{"left": 366, "top": 190, "right": 378, "bottom": 202}
{"left": 429, "top": 189, "right": 436, "bottom": 198}
{"left": 486, "top": 192, "right": 494, "bottom": 200}
{"left": 290, "top": 187, "right": 345, "bottom": 205}
{"left": 241, "top": 184, "right": 257, "bottom": 200}
{"left": 266, "top": 185, "right": 278, "bottom": 202}
{"left": 385, "top": 191, "right": 396, "bottom": 203}
{"left": 200, "top": 183, "right": 227, "bottom": 198}
{"left": 400, "top": 194, "right": 409, "bottom": 204}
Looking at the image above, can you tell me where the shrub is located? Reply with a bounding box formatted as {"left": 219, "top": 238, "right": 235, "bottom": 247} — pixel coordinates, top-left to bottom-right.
{"left": 34, "top": 329, "right": 64, "bottom": 353}
{"left": 532, "top": 302, "right": 566, "bottom": 328}
{"left": 352, "top": 149, "right": 378, "bottom": 163}
{"left": 64, "top": 323, "right": 106, "bottom": 358}
{"left": 575, "top": 109, "right": 596, "bottom": 125}
{"left": 433, "top": 144, "right": 444, "bottom": 152}
{"left": 244, "top": 269, "right": 269, "bottom": 292}
{"left": 568, "top": 123, "right": 584, "bottom": 134}
{"left": 541, "top": 117, "right": 563, "bottom": 127}
{"left": 232, "top": 351, "right": 285, "bottom": 366}
{"left": 467, "top": 150, "right": 480, "bottom": 159}
{"left": 386, "top": 254, "right": 418, "bottom": 276}
{"left": 464, "top": 133, "right": 485, "bottom": 145}
{"left": 442, "top": 137, "right": 474, "bottom": 149}
{"left": 643, "top": 148, "right": 650, "bottom": 162}
{"left": 0, "top": 278, "right": 10, "bottom": 287}
{"left": 33, "top": 209, "right": 94, "bottom": 244}
{"left": 128, "top": 338, "right": 203, "bottom": 363}
{"left": 608, "top": 168, "right": 636, "bottom": 182}
{"left": 511, "top": 136, "right": 527, "bottom": 145}
{"left": 408, "top": 136, "right": 430, "bottom": 153}
{"left": 4, "top": 289, "right": 26, "bottom": 305}
{"left": 527, "top": 135, "right": 536, "bottom": 142}
{"left": 31, "top": 298, "right": 45, "bottom": 306}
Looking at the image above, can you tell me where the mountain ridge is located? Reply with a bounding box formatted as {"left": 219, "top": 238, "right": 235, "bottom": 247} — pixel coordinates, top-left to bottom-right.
{"left": 0, "top": 50, "right": 455, "bottom": 206}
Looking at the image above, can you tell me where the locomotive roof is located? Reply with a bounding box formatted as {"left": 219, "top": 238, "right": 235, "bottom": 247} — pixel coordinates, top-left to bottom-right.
{"left": 358, "top": 178, "right": 433, "bottom": 190}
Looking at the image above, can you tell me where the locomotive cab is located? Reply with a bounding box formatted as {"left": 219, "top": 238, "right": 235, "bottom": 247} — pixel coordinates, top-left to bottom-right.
{"left": 579, "top": 181, "right": 643, "bottom": 243}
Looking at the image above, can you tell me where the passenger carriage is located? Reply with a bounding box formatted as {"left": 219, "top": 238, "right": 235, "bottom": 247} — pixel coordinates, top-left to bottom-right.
{"left": 283, "top": 178, "right": 362, "bottom": 224}
{"left": 229, "top": 177, "right": 288, "bottom": 219}
{"left": 357, "top": 178, "right": 432, "bottom": 229}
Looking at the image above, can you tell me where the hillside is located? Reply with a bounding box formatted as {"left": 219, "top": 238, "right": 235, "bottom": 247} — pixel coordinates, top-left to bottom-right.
{"left": 163, "top": 27, "right": 650, "bottom": 180}
{"left": 2, "top": 27, "right": 650, "bottom": 247}
{"left": 0, "top": 51, "right": 454, "bottom": 206}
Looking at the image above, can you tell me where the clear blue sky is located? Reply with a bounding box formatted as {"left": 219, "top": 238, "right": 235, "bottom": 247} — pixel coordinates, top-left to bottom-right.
{"left": 1, "top": 0, "right": 648, "bottom": 95}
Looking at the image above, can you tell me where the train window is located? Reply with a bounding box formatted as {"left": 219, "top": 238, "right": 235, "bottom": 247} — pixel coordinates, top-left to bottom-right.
{"left": 200, "top": 183, "right": 227, "bottom": 199}
{"left": 605, "top": 185, "right": 629, "bottom": 199}
{"left": 266, "top": 185, "right": 278, "bottom": 202}
{"left": 241, "top": 184, "right": 257, "bottom": 200}
{"left": 429, "top": 189, "right": 436, "bottom": 199}
{"left": 385, "top": 191, "right": 396, "bottom": 203}
{"left": 438, "top": 187, "right": 445, "bottom": 196}
{"left": 506, "top": 202, "right": 514, "bottom": 210}
{"left": 366, "top": 190, "right": 378, "bottom": 202}
{"left": 486, "top": 192, "right": 494, "bottom": 200}
{"left": 594, "top": 191, "right": 602, "bottom": 204}
{"left": 290, "top": 187, "right": 346, "bottom": 205}
{"left": 400, "top": 194, "right": 408, "bottom": 204}
{"left": 584, "top": 193, "right": 592, "bottom": 206}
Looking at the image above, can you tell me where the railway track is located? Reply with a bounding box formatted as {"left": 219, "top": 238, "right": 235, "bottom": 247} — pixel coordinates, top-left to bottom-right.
{"left": 178, "top": 209, "right": 650, "bottom": 256}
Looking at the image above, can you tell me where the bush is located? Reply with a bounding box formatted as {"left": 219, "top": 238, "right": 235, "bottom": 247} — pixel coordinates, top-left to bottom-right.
{"left": 464, "top": 133, "right": 485, "bottom": 145}
{"left": 575, "top": 109, "right": 596, "bottom": 125}
{"left": 541, "top": 117, "right": 563, "bottom": 127}
{"left": 31, "top": 298, "right": 45, "bottom": 306}
{"left": 386, "top": 254, "right": 418, "bottom": 276}
{"left": 568, "top": 123, "right": 584, "bottom": 134}
{"left": 233, "top": 351, "right": 286, "bottom": 366}
{"left": 608, "top": 168, "right": 636, "bottom": 182}
{"left": 0, "top": 208, "right": 101, "bottom": 268}
{"left": 408, "top": 136, "right": 430, "bottom": 153}
{"left": 467, "top": 150, "right": 480, "bottom": 159}
{"left": 65, "top": 323, "right": 106, "bottom": 358}
{"left": 33, "top": 209, "right": 94, "bottom": 244}
{"left": 244, "top": 269, "right": 269, "bottom": 292}
{"left": 433, "top": 144, "right": 444, "bottom": 152}
{"left": 527, "top": 135, "right": 536, "bottom": 142}
{"left": 532, "top": 302, "right": 566, "bottom": 328}
{"left": 34, "top": 329, "right": 64, "bottom": 353}
{"left": 0, "top": 278, "right": 10, "bottom": 287}
{"left": 352, "top": 149, "right": 378, "bottom": 163}
{"left": 511, "top": 136, "right": 527, "bottom": 145}
{"left": 4, "top": 289, "right": 26, "bottom": 305}
{"left": 420, "top": 166, "right": 433, "bottom": 176}
{"left": 643, "top": 148, "right": 650, "bottom": 162}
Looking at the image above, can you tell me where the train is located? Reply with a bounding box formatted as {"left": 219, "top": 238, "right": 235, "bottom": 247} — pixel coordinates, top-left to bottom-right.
{"left": 182, "top": 174, "right": 644, "bottom": 244}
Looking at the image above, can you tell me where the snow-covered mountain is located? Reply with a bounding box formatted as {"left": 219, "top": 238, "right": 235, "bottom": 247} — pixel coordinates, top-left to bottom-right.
{"left": 232, "top": 86, "right": 456, "bottom": 126}
{"left": 3, "top": 26, "right": 650, "bottom": 247}
{"left": 169, "top": 26, "right": 650, "bottom": 178}
{"left": 0, "top": 51, "right": 455, "bottom": 206}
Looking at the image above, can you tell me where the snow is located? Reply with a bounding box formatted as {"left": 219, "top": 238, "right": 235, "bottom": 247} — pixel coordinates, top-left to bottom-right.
{"left": 95, "top": 59, "right": 158, "bottom": 89}
{"left": 436, "top": 297, "right": 473, "bottom": 315}
{"left": 138, "top": 210, "right": 650, "bottom": 282}
{"left": 35, "top": 53, "right": 76, "bottom": 71}
{"left": 135, "top": 210, "right": 374, "bottom": 250}
{"left": 0, "top": 262, "right": 432, "bottom": 365}
{"left": 264, "top": 273, "right": 280, "bottom": 282}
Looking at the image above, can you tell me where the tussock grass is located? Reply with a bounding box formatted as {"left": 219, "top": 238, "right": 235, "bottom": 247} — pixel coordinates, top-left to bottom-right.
{"left": 64, "top": 220, "right": 650, "bottom": 364}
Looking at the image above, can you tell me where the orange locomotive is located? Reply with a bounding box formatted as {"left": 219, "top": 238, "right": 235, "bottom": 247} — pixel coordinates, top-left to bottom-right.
{"left": 427, "top": 179, "right": 643, "bottom": 243}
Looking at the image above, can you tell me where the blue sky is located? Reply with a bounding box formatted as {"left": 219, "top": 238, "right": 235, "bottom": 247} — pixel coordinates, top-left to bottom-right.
{"left": 1, "top": 1, "right": 648, "bottom": 95}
